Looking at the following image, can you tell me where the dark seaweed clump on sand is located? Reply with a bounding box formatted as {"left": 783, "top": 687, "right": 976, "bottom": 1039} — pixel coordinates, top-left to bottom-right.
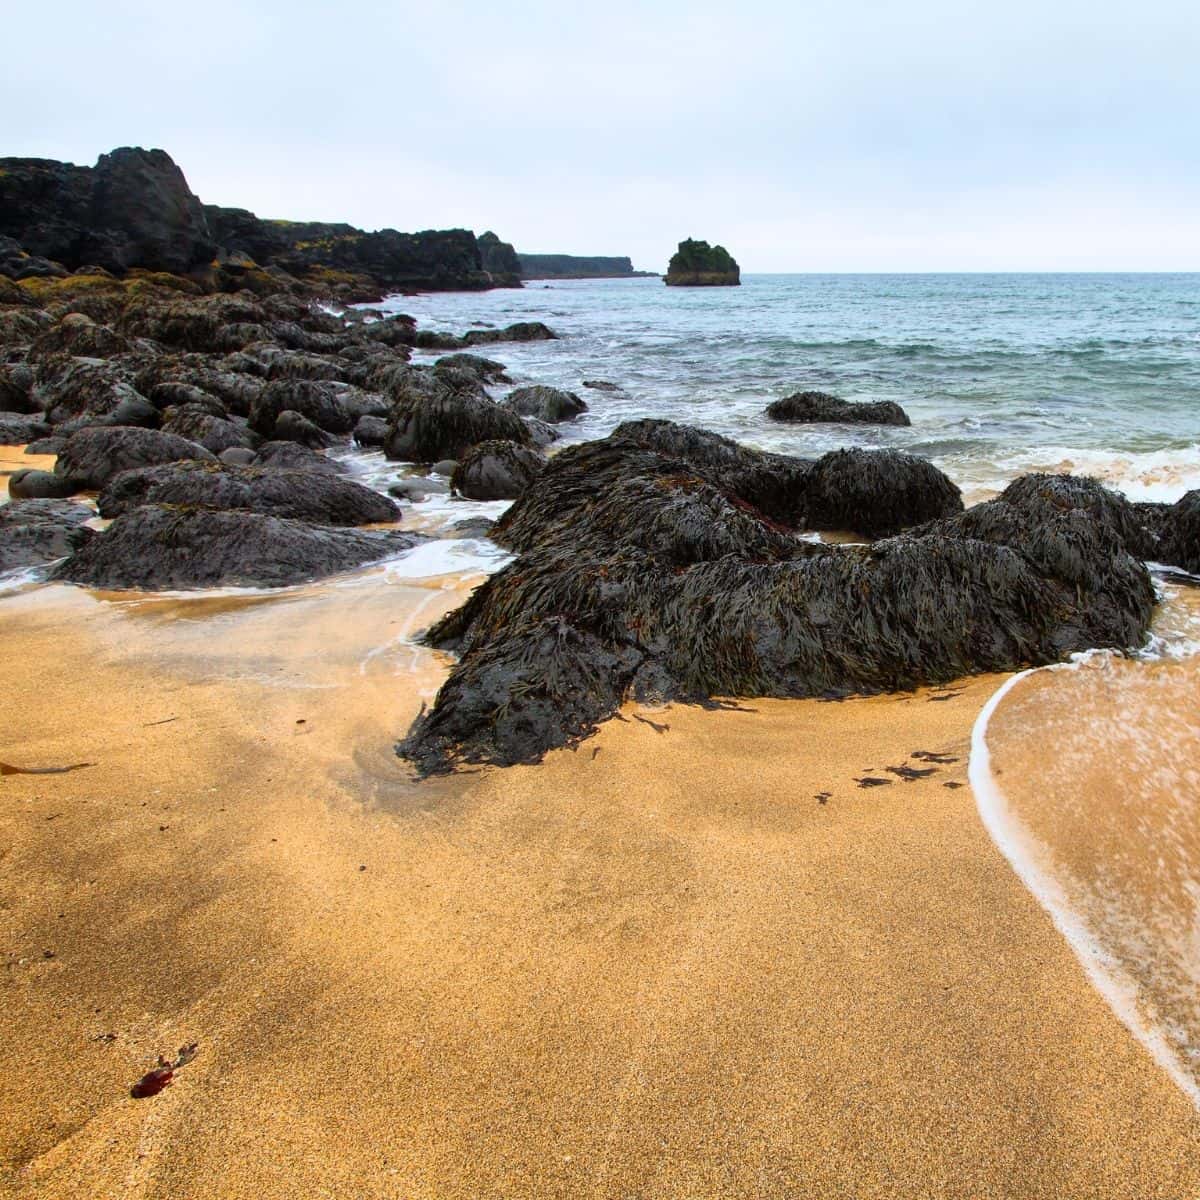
{"left": 398, "top": 429, "right": 1156, "bottom": 774}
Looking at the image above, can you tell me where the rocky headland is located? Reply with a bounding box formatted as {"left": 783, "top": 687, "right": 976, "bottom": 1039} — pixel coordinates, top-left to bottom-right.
{"left": 518, "top": 253, "right": 656, "bottom": 280}
{"left": 0, "top": 147, "right": 522, "bottom": 300}
{"left": 664, "top": 237, "right": 741, "bottom": 286}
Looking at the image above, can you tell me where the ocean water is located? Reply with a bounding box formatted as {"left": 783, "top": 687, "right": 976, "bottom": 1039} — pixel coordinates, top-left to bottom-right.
{"left": 380, "top": 273, "right": 1200, "bottom": 504}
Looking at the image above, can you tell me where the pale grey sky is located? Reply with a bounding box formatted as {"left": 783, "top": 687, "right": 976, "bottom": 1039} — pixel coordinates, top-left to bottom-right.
{"left": 4, "top": 0, "right": 1199, "bottom": 271}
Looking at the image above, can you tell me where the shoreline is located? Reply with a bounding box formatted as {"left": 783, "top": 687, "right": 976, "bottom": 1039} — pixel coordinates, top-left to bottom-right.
{"left": 4, "top": 578, "right": 1200, "bottom": 1196}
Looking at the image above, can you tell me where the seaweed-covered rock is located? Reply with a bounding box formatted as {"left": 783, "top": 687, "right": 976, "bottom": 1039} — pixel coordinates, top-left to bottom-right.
{"left": 434, "top": 353, "right": 510, "bottom": 384}
{"left": 27, "top": 314, "right": 133, "bottom": 363}
{"left": 54, "top": 426, "right": 215, "bottom": 490}
{"left": 800, "top": 448, "right": 962, "bottom": 536}
{"left": 664, "top": 238, "right": 740, "bottom": 287}
{"left": 397, "top": 429, "right": 1153, "bottom": 773}
{"left": 766, "top": 390, "right": 911, "bottom": 427}
{"left": 253, "top": 440, "right": 346, "bottom": 474}
{"left": 0, "top": 365, "right": 40, "bottom": 414}
{"left": 503, "top": 385, "right": 587, "bottom": 423}
{"left": 273, "top": 409, "right": 338, "bottom": 448}
{"left": 161, "top": 404, "right": 258, "bottom": 453}
{"left": 248, "top": 379, "right": 353, "bottom": 437}
{"left": 352, "top": 414, "right": 388, "bottom": 447}
{"left": 999, "top": 473, "right": 1157, "bottom": 560}
{"left": 0, "top": 498, "right": 94, "bottom": 572}
{"left": 1159, "top": 490, "right": 1200, "bottom": 573}
{"left": 7, "top": 469, "right": 77, "bottom": 499}
{"left": 55, "top": 505, "right": 420, "bottom": 590}
{"left": 0, "top": 413, "right": 52, "bottom": 443}
{"left": 384, "top": 388, "right": 532, "bottom": 463}
{"left": 461, "top": 322, "right": 557, "bottom": 346}
{"left": 35, "top": 359, "right": 148, "bottom": 427}
{"left": 451, "top": 440, "right": 546, "bottom": 501}
{"left": 97, "top": 461, "right": 399, "bottom": 525}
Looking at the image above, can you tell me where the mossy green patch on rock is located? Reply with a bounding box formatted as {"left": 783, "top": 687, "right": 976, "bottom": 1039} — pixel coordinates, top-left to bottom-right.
{"left": 664, "top": 238, "right": 740, "bottom": 287}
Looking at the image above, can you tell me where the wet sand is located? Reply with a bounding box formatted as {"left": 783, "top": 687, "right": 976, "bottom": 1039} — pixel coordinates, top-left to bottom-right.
{"left": 3, "top": 576, "right": 1200, "bottom": 1198}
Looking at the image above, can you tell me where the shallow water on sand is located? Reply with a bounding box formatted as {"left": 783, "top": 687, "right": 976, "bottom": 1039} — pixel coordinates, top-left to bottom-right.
{"left": 974, "top": 585, "right": 1200, "bottom": 1104}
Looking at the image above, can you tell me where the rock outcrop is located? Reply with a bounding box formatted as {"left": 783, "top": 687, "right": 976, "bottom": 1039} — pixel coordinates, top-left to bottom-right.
{"left": 766, "top": 391, "right": 911, "bottom": 427}
{"left": 664, "top": 238, "right": 740, "bottom": 287}
{"left": 396, "top": 424, "right": 1151, "bottom": 774}
{"left": 517, "top": 254, "right": 654, "bottom": 280}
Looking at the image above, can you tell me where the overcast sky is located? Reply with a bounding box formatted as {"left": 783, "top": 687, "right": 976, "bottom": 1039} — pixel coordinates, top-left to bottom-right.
{"left": 4, "top": 0, "right": 1199, "bottom": 271}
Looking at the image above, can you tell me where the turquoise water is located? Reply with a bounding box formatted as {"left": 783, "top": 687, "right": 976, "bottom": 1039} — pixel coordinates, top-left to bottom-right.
{"left": 383, "top": 273, "right": 1200, "bottom": 503}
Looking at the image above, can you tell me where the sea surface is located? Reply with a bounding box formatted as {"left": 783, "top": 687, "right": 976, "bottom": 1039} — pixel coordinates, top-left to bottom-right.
{"left": 381, "top": 272, "right": 1200, "bottom": 504}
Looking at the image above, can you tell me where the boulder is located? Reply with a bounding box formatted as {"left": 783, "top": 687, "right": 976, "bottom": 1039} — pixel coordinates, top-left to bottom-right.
{"left": 461, "top": 322, "right": 557, "bottom": 346}
{"left": 97, "top": 461, "right": 399, "bottom": 525}
{"left": 800, "top": 448, "right": 963, "bottom": 537}
{"left": 434, "top": 353, "right": 510, "bottom": 384}
{"left": 0, "top": 413, "right": 52, "bottom": 443}
{"left": 248, "top": 379, "right": 353, "bottom": 437}
{"left": 273, "top": 409, "right": 338, "bottom": 448}
{"left": 398, "top": 437, "right": 1153, "bottom": 773}
{"left": 766, "top": 390, "right": 911, "bottom": 427}
{"left": 36, "top": 359, "right": 148, "bottom": 427}
{"left": 55, "top": 504, "right": 420, "bottom": 590}
{"left": 27, "top": 314, "right": 133, "bottom": 363}
{"left": 7, "top": 470, "right": 77, "bottom": 499}
{"left": 0, "top": 498, "right": 94, "bottom": 573}
{"left": 352, "top": 414, "right": 389, "bottom": 447}
{"left": 0, "top": 365, "right": 40, "bottom": 414}
{"left": 503, "top": 385, "right": 587, "bottom": 423}
{"left": 219, "top": 447, "right": 258, "bottom": 467}
{"left": 54, "top": 426, "right": 216, "bottom": 491}
{"left": 1159, "top": 490, "right": 1200, "bottom": 573}
{"left": 451, "top": 440, "right": 546, "bottom": 501}
{"left": 384, "top": 388, "right": 532, "bottom": 463}
{"left": 253, "top": 441, "right": 346, "bottom": 474}
{"left": 161, "top": 404, "right": 259, "bottom": 453}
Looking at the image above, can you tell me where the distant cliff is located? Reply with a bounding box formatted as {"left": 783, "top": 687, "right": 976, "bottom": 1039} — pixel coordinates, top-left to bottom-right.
{"left": 0, "top": 146, "right": 522, "bottom": 298}
{"left": 664, "top": 238, "right": 740, "bottom": 287}
{"left": 518, "top": 253, "right": 655, "bottom": 280}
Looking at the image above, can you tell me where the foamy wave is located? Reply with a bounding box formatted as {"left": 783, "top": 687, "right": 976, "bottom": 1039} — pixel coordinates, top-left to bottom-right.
{"left": 970, "top": 668, "right": 1200, "bottom": 1110}
{"left": 991, "top": 444, "right": 1200, "bottom": 504}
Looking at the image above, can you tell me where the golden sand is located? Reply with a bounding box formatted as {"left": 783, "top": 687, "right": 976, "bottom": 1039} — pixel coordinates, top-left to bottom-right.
{"left": 2, "top": 573, "right": 1199, "bottom": 1198}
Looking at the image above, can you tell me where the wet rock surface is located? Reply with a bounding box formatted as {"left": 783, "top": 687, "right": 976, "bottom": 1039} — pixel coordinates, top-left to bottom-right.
{"left": 54, "top": 427, "right": 217, "bottom": 491}
{"left": 451, "top": 440, "right": 546, "bottom": 501}
{"left": 502, "top": 385, "right": 587, "bottom": 423}
{"left": 56, "top": 504, "right": 419, "bottom": 590}
{"left": 766, "top": 390, "right": 911, "bottom": 427}
{"left": 0, "top": 498, "right": 94, "bottom": 572}
{"left": 399, "top": 423, "right": 1155, "bottom": 774}
{"left": 97, "top": 461, "right": 399, "bottom": 525}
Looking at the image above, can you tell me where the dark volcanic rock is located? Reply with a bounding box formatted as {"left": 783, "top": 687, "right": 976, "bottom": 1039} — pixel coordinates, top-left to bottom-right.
{"left": 248, "top": 380, "right": 353, "bottom": 437}
{"left": 801, "top": 449, "right": 962, "bottom": 537}
{"left": 161, "top": 404, "right": 259, "bottom": 454}
{"left": 451, "top": 440, "right": 546, "bottom": 501}
{"left": 55, "top": 504, "right": 419, "bottom": 590}
{"left": 28, "top": 314, "right": 133, "bottom": 363}
{"left": 396, "top": 429, "right": 1152, "bottom": 774}
{"left": 253, "top": 441, "right": 346, "bottom": 474}
{"left": 766, "top": 390, "right": 911, "bottom": 427}
{"left": 0, "top": 498, "right": 94, "bottom": 572}
{"left": 503, "top": 385, "right": 587, "bottom": 423}
{"left": 384, "top": 389, "right": 533, "bottom": 463}
{"left": 476, "top": 232, "right": 522, "bottom": 287}
{"left": 36, "top": 359, "right": 148, "bottom": 428}
{"left": 1160, "top": 490, "right": 1200, "bottom": 573}
{"left": 0, "top": 366, "right": 40, "bottom": 414}
{"left": 461, "top": 322, "right": 557, "bottom": 347}
{"left": 352, "top": 414, "right": 389, "bottom": 447}
{"left": 664, "top": 238, "right": 740, "bottom": 287}
{"left": 434, "top": 353, "right": 510, "bottom": 384}
{"left": 55, "top": 426, "right": 216, "bottom": 490}
{"left": 0, "top": 413, "right": 52, "bottom": 443}
{"left": 0, "top": 147, "right": 214, "bottom": 274}
{"left": 273, "top": 410, "right": 338, "bottom": 448}
{"left": 97, "top": 461, "right": 399, "bottom": 525}
{"left": 7, "top": 469, "right": 77, "bottom": 499}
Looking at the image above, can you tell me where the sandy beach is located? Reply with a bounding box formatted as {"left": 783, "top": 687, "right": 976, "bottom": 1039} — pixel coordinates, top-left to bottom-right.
{"left": 3, "top": 570, "right": 1199, "bottom": 1199}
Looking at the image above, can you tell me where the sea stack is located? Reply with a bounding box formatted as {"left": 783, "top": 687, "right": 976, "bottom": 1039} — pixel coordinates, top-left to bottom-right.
{"left": 664, "top": 237, "right": 740, "bottom": 286}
